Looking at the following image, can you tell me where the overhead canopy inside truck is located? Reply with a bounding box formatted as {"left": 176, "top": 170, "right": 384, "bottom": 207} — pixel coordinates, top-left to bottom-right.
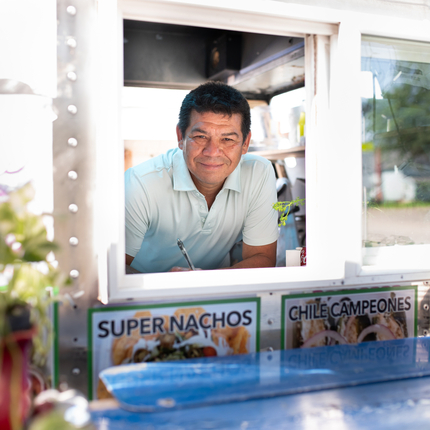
{"left": 123, "top": 19, "right": 305, "bottom": 102}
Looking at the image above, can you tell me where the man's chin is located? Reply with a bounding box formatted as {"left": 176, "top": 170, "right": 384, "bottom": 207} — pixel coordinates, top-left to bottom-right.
{"left": 195, "top": 172, "right": 227, "bottom": 186}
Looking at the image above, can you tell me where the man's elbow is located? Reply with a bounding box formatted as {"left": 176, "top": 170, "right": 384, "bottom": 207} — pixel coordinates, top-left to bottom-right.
{"left": 261, "top": 253, "right": 276, "bottom": 268}
{"left": 125, "top": 254, "right": 134, "bottom": 266}
{"left": 259, "top": 241, "right": 277, "bottom": 267}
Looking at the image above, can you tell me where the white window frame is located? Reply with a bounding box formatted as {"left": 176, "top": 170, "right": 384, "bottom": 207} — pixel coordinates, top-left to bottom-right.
{"left": 95, "top": 0, "right": 430, "bottom": 303}
{"left": 328, "top": 19, "right": 430, "bottom": 287}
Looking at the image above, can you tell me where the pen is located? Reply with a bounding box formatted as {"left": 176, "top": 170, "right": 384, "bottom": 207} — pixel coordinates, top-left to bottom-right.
{"left": 177, "top": 239, "right": 196, "bottom": 270}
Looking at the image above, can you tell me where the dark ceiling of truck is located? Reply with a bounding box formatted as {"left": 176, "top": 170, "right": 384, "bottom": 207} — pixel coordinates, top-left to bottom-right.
{"left": 123, "top": 19, "right": 305, "bottom": 102}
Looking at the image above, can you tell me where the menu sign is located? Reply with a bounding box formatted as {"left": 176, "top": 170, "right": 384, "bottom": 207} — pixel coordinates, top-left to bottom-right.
{"left": 88, "top": 298, "right": 260, "bottom": 399}
{"left": 281, "top": 286, "right": 417, "bottom": 350}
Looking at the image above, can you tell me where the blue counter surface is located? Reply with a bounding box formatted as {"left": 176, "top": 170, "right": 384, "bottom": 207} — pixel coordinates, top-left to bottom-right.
{"left": 91, "top": 338, "right": 430, "bottom": 429}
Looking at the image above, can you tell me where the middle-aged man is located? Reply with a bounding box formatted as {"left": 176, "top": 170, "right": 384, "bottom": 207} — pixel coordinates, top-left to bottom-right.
{"left": 125, "top": 81, "right": 278, "bottom": 273}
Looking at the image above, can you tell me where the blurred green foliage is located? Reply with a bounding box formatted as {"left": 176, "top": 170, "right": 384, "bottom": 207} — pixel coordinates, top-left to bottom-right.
{"left": 0, "top": 183, "right": 70, "bottom": 365}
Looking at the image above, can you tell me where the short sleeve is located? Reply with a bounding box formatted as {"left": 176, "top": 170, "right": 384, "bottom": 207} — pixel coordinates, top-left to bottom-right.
{"left": 242, "top": 161, "right": 279, "bottom": 247}
{"left": 124, "top": 168, "right": 150, "bottom": 257}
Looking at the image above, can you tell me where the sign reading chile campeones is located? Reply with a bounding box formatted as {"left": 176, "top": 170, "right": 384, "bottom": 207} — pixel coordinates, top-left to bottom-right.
{"left": 88, "top": 298, "right": 260, "bottom": 400}
{"left": 281, "top": 286, "right": 417, "bottom": 350}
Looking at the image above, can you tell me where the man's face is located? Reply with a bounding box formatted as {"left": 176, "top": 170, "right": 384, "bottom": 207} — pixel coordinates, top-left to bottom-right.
{"left": 177, "top": 110, "right": 251, "bottom": 194}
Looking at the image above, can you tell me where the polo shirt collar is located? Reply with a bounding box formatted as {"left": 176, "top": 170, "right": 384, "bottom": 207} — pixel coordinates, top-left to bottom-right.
{"left": 172, "top": 148, "right": 242, "bottom": 193}
{"left": 223, "top": 159, "right": 241, "bottom": 193}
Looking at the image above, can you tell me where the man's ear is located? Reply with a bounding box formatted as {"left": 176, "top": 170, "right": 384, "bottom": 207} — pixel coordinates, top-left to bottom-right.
{"left": 241, "top": 132, "right": 251, "bottom": 154}
{"left": 176, "top": 125, "right": 184, "bottom": 149}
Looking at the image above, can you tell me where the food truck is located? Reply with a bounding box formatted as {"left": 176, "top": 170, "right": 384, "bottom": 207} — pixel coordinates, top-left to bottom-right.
{"left": 2, "top": 0, "right": 430, "bottom": 428}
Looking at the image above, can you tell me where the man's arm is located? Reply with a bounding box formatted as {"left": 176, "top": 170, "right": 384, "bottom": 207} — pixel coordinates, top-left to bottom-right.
{"left": 229, "top": 241, "right": 277, "bottom": 269}
{"left": 125, "top": 168, "right": 150, "bottom": 271}
{"left": 126, "top": 254, "right": 141, "bottom": 274}
{"left": 232, "top": 156, "right": 278, "bottom": 270}
{"left": 169, "top": 241, "right": 277, "bottom": 271}
{"left": 126, "top": 254, "right": 134, "bottom": 266}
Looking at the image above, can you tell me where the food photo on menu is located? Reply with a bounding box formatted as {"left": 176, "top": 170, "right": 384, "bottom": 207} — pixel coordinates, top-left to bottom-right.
{"left": 283, "top": 287, "right": 416, "bottom": 350}
{"left": 89, "top": 300, "right": 259, "bottom": 399}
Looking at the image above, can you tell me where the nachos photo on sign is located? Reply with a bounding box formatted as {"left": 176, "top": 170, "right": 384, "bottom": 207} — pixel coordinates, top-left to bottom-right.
{"left": 283, "top": 287, "right": 416, "bottom": 350}
{"left": 110, "top": 307, "right": 250, "bottom": 366}
{"left": 89, "top": 300, "right": 259, "bottom": 399}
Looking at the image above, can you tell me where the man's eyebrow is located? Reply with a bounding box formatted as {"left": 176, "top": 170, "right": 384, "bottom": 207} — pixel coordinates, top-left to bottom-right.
{"left": 189, "top": 128, "right": 240, "bottom": 138}
{"left": 190, "top": 127, "right": 208, "bottom": 134}
{"left": 221, "top": 132, "right": 239, "bottom": 137}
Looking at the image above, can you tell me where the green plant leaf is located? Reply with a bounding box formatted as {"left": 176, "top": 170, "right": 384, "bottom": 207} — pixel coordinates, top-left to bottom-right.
{"left": 273, "top": 197, "right": 305, "bottom": 226}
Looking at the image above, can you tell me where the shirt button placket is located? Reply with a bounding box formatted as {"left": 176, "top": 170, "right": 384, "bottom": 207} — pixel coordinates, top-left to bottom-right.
{"left": 198, "top": 196, "right": 207, "bottom": 227}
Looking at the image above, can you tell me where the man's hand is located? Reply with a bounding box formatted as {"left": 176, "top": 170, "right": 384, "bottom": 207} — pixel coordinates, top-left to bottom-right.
{"left": 169, "top": 266, "right": 192, "bottom": 272}
{"left": 126, "top": 265, "right": 141, "bottom": 274}
{"left": 229, "top": 241, "right": 277, "bottom": 269}
{"left": 169, "top": 267, "right": 202, "bottom": 272}
{"left": 125, "top": 254, "right": 140, "bottom": 274}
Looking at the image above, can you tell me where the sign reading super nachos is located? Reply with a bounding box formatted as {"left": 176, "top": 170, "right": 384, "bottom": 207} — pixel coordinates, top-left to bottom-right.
{"left": 88, "top": 298, "right": 260, "bottom": 399}
{"left": 281, "top": 286, "right": 417, "bottom": 350}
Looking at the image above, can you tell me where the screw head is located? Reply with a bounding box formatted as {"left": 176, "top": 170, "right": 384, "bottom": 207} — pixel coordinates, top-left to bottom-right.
{"left": 72, "top": 368, "right": 80, "bottom": 375}
{"left": 268, "top": 318, "right": 274, "bottom": 325}
{"left": 67, "top": 105, "right": 78, "bottom": 115}
{"left": 67, "top": 137, "right": 78, "bottom": 147}
{"left": 66, "top": 38, "right": 77, "bottom": 48}
{"left": 68, "top": 171, "right": 78, "bottom": 180}
{"left": 70, "top": 269, "right": 79, "bottom": 279}
{"left": 67, "top": 71, "right": 77, "bottom": 81}
{"left": 66, "top": 5, "right": 77, "bottom": 15}
{"left": 69, "top": 237, "right": 79, "bottom": 246}
{"left": 424, "top": 304, "right": 429, "bottom": 311}
{"left": 68, "top": 203, "right": 78, "bottom": 213}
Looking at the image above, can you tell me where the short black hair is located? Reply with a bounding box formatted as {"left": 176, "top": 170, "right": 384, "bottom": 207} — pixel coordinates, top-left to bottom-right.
{"left": 178, "top": 81, "right": 251, "bottom": 142}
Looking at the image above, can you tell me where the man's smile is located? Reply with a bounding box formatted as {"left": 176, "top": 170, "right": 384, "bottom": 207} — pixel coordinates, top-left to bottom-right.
{"left": 199, "top": 162, "right": 225, "bottom": 169}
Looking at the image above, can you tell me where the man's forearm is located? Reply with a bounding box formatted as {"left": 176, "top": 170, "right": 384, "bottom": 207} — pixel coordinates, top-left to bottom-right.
{"left": 227, "top": 241, "right": 277, "bottom": 269}
{"left": 228, "top": 253, "right": 276, "bottom": 269}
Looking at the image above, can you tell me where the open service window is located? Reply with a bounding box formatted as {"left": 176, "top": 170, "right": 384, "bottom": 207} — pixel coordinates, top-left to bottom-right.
{"left": 360, "top": 35, "right": 430, "bottom": 279}
{"left": 98, "top": 1, "right": 339, "bottom": 302}
{"left": 97, "top": 1, "right": 430, "bottom": 303}
{"left": 116, "top": 22, "right": 324, "bottom": 298}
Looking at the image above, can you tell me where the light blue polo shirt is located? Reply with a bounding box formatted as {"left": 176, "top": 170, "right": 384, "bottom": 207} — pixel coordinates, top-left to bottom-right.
{"left": 125, "top": 148, "right": 278, "bottom": 273}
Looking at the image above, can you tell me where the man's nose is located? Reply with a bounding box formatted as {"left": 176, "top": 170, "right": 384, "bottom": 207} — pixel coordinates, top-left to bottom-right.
{"left": 202, "top": 138, "right": 222, "bottom": 156}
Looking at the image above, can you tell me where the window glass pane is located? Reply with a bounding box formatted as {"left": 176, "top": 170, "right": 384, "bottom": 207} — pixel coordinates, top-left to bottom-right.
{"left": 361, "top": 36, "right": 430, "bottom": 266}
